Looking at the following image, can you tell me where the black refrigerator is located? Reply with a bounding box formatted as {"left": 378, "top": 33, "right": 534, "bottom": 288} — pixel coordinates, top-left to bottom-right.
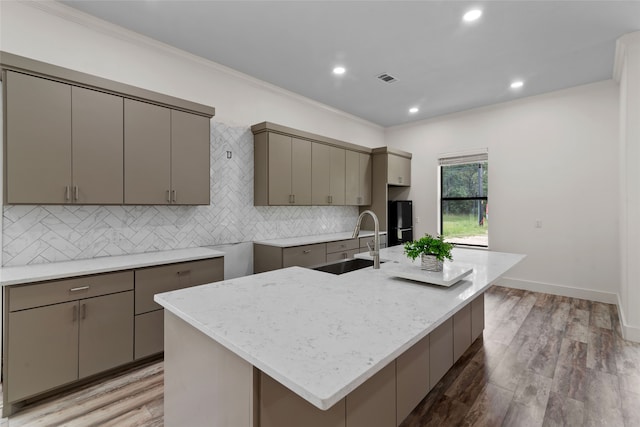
{"left": 388, "top": 200, "right": 413, "bottom": 246}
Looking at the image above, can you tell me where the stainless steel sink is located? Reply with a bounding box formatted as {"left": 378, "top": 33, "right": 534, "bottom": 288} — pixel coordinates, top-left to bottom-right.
{"left": 311, "top": 258, "right": 379, "bottom": 275}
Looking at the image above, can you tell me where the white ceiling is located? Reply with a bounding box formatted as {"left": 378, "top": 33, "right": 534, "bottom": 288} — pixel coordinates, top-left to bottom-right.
{"left": 60, "top": 1, "right": 640, "bottom": 127}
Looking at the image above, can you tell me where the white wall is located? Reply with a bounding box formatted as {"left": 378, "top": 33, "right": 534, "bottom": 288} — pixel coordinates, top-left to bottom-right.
{"left": 386, "top": 81, "right": 620, "bottom": 301}
{"left": 617, "top": 32, "right": 640, "bottom": 341}
{"left": 0, "top": 1, "right": 383, "bottom": 147}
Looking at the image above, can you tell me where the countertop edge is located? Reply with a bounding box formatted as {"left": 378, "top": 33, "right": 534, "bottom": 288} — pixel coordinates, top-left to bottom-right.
{"left": 253, "top": 230, "right": 387, "bottom": 248}
{"left": 1, "top": 247, "right": 225, "bottom": 287}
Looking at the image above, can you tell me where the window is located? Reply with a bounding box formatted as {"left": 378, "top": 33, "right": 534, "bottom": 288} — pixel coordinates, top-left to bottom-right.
{"left": 439, "top": 152, "right": 488, "bottom": 247}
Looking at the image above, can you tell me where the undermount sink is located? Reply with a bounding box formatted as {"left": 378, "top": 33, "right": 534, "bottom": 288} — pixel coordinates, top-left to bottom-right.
{"left": 311, "top": 258, "right": 381, "bottom": 275}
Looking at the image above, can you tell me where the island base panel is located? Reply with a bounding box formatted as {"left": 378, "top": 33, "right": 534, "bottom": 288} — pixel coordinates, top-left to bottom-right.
{"left": 396, "top": 334, "right": 430, "bottom": 425}
{"left": 164, "top": 312, "right": 258, "bottom": 427}
{"left": 260, "top": 373, "right": 346, "bottom": 427}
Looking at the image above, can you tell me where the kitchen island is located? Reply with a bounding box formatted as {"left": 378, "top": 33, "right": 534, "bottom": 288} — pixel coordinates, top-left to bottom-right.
{"left": 155, "top": 245, "right": 524, "bottom": 427}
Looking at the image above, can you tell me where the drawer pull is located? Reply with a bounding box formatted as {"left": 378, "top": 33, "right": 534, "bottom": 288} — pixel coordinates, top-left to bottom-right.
{"left": 176, "top": 270, "right": 191, "bottom": 276}
{"left": 303, "top": 250, "right": 311, "bottom": 254}
{"left": 69, "top": 286, "right": 90, "bottom": 292}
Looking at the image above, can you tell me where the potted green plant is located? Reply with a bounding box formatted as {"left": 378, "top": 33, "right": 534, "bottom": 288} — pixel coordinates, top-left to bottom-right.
{"left": 403, "top": 234, "right": 454, "bottom": 272}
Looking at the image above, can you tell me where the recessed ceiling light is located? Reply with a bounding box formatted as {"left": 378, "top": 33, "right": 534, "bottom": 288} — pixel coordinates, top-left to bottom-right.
{"left": 510, "top": 80, "right": 524, "bottom": 89}
{"left": 333, "top": 66, "right": 346, "bottom": 75}
{"left": 409, "top": 107, "right": 419, "bottom": 114}
{"left": 463, "top": 9, "right": 482, "bottom": 22}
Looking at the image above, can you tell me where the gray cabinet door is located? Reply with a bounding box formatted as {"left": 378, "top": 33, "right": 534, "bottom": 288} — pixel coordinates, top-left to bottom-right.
{"left": 291, "top": 137, "right": 312, "bottom": 205}
{"left": 312, "top": 142, "right": 331, "bottom": 205}
{"left": 5, "top": 71, "right": 71, "bottom": 204}
{"left": 268, "top": 133, "right": 293, "bottom": 205}
{"left": 78, "top": 291, "right": 134, "bottom": 378}
{"left": 7, "top": 301, "right": 79, "bottom": 402}
{"left": 453, "top": 304, "right": 472, "bottom": 362}
{"left": 345, "top": 150, "right": 360, "bottom": 205}
{"left": 387, "top": 154, "right": 411, "bottom": 186}
{"left": 171, "top": 110, "right": 210, "bottom": 205}
{"left": 330, "top": 147, "right": 346, "bottom": 205}
{"left": 397, "top": 335, "right": 430, "bottom": 424}
{"left": 359, "top": 153, "right": 372, "bottom": 205}
{"left": 71, "top": 86, "right": 124, "bottom": 204}
{"left": 429, "top": 318, "right": 453, "bottom": 389}
{"left": 124, "top": 99, "right": 171, "bottom": 204}
{"left": 135, "top": 309, "right": 164, "bottom": 359}
{"left": 346, "top": 361, "right": 396, "bottom": 427}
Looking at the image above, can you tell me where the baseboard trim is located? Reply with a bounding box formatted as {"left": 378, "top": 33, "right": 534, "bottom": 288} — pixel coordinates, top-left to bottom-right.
{"left": 497, "top": 277, "right": 640, "bottom": 343}
{"left": 497, "top": 277, "right": 618, "bottom": 304}
{"left": 617, "top": 294, "right": 640, "bottom": 342}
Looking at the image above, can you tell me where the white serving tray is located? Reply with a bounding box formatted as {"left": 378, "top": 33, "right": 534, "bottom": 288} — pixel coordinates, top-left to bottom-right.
{"left": 385, "top": 263, "right": 473, "bottom": 287}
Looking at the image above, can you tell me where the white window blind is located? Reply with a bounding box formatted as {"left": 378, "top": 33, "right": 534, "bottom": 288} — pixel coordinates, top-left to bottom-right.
{"left": 438, "top": 150, "right": 488, "bottom": 166}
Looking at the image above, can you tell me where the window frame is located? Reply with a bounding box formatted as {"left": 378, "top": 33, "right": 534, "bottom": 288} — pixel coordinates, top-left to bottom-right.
{"left": 439, "top": 161, "right": 488, "bottom": 248}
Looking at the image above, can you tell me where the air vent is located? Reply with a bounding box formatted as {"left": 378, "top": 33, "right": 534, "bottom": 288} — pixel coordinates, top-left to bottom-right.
{"left": 377, "top": 73, "right": 397, "bottom": 83}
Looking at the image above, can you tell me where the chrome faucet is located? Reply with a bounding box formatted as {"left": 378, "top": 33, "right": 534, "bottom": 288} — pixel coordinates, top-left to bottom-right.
{"left": 352, "top": 210, "right": 380, "bottom": 269}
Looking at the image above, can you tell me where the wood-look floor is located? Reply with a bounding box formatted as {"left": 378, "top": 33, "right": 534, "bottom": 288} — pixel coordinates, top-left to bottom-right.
{"left": 2, "top": 285, "right": 639, "bottom": 427}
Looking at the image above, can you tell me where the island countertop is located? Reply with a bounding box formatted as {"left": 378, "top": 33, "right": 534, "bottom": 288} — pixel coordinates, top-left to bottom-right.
{"left": 154, "top": 245, "right": 524, "bottom": 410}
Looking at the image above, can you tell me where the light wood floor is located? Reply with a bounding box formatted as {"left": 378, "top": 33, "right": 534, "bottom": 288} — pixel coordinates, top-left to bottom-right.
{"left": 2, "top": 285, "right": 639, "bottom": 426}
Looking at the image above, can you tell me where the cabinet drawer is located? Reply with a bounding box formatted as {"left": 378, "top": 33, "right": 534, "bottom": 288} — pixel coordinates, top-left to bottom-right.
{"left": 326, "top": 249, "right": 359, "bottom": 262}
{"left": 9, "top": 271, "right": 134, "bottom": 312}
{"left": 282, "top": 243, "right": 326, "bottom": 268}
{"left": 135, "top": 257, "right": 224, "bottom": 315}
{"left": 326, "top": 239, "right": 359, "bottom": 254}
{"left": 135, "top": 309, "right": 164, "bottom": 359}
{"left": 359, "top": 235, "right": 387, "bottom": 249}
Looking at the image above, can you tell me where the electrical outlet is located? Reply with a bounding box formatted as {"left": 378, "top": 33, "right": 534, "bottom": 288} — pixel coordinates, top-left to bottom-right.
{"left": 535, "top": 220, "right": 542, "bottom": 229}
{"left": 415, "top": 217, "right": 420, "bottom": 224}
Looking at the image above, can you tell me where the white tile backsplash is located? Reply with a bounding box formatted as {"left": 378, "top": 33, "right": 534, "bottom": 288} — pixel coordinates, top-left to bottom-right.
{"left": 2, "top": 122, "right": 359, "bottom": 266}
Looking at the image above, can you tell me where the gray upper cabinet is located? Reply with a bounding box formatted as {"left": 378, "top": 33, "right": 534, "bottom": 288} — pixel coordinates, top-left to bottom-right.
{"left": 256, "top": 132, "right": 311, "bottom": 206}
{"left": 5, "top": 72, "right": 125, "bottom": 205}
{"left": 346, "top": 151, "right": 372, "bottom": 206}
{"left": 171, "top": 110, "right": 211, "bottom": 205}
{"left": 72, "top": 86, "right": 124, "bottom": 204}
{"left": 124, "top": 100, "right": 210, "bottom": 205}
{"left": 312, "top": 143, "right": 345, "bottom": 206}
{"left": 124, "top": 99, "right": 172, "bottom": 204}
{"left": 252, "top": 122, "right": 371, "bottom": 207}
{"left": 2, "top": 54, "right": 214, "bottom": 206}
{"left": 387, "top": 153, "right": 411, "bottom": 186}
{"left": 5, "top": 71, "right": 72, "bottom": 204}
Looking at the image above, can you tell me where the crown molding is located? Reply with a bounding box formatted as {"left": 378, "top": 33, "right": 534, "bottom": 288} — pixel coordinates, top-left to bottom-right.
{"left": 614, "top": 31, "right": 640, "bottom": 83}
{"left": 20, "top": 1, "right": 382, "bottom": 131}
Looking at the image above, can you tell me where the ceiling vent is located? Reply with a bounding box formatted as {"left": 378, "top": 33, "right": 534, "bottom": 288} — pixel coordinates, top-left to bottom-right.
{"left": 377, "top": 73, "right": 397, "bottom": 83}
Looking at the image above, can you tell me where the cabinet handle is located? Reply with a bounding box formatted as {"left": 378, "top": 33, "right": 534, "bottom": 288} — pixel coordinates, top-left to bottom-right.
{"left": 176, "top": 270, "right": 191, "bottom": 276}
{"left": 69, "top": 286, "right": 90, "bottom": 292}
{"left": 303, "top": 250, "right": 311, "bottom": 254}
{"left": 357, "top": 196, "right": 362, "bottom": 204}
{"left": 72, "top": 305, "right": 78, "bottom": 322}
{"left": 81, "top": 303, "right": 87, "bottom": 320}
{"left": 172, "top": 190, "right": 177, "bottom": 203}
{"left": 343, "top": 253, "right": 348, "bottom": 259}
{"left": 74, "top": 185, "right": 79, "bottom": 201}
{"left": 166, "top": 190, "right": 171, "bottom": 202}
{"left": 398, "top": 177, "right": 403, "bottom": 183}
{"left": 65, "top": 186, "right": 70, "bottom": 202}
{"left": 292, "top": 194, "right": 296, "bottom": 204}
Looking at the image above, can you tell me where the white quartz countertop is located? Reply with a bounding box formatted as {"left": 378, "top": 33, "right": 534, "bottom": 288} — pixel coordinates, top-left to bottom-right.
{"left": 253, "top": 230, "right": 386, "bottom": 247}
{"left": 0, "top": 247, "right": 225, "bottom": 286}
{"left": 155, "top": 245, "right": 524, "bottom": 410}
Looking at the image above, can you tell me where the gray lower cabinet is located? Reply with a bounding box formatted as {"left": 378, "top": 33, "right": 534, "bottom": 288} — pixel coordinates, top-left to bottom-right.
{"left": 429, "top": 318, "right": 454, "bottom": 389}
{"left": 7, "top": 301, "right": 79, "bottom": 403}
{"left": 134, "top": 257, "right": 224, "bottom": 359}
{"left": 346, "top": 361, "right": 397, "bottom": 427}
{"left": 471, "top": 293, "right": 485, "bottom": 341}
{"left": 396, "top": 334, "right": 430, "bottom": 425}
{"left": 254, "top": 243, "right": 327, "bottom": 273}
{"left": 6, "top": 271, "right": 134, "bottom": 404}
{"left": 453, "top": 303, "right": 472, "bottom": 362}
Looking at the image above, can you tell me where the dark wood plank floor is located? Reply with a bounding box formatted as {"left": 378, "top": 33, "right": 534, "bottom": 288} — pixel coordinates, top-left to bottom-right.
{"left": 2, "top": 285, "right": 639, "bottom": 426}
{"left": 401, "top": 285, "right": 640, "bottom": 427}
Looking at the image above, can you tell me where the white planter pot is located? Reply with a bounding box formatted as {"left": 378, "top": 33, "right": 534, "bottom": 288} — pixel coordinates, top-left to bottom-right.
{"left": 421, "top": 254, "right": 443, "bottom": 272}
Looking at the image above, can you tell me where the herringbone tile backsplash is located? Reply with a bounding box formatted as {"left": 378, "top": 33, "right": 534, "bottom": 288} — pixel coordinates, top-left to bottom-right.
{"left": 2, "top": 122, "right": 359, "bottom": 266}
